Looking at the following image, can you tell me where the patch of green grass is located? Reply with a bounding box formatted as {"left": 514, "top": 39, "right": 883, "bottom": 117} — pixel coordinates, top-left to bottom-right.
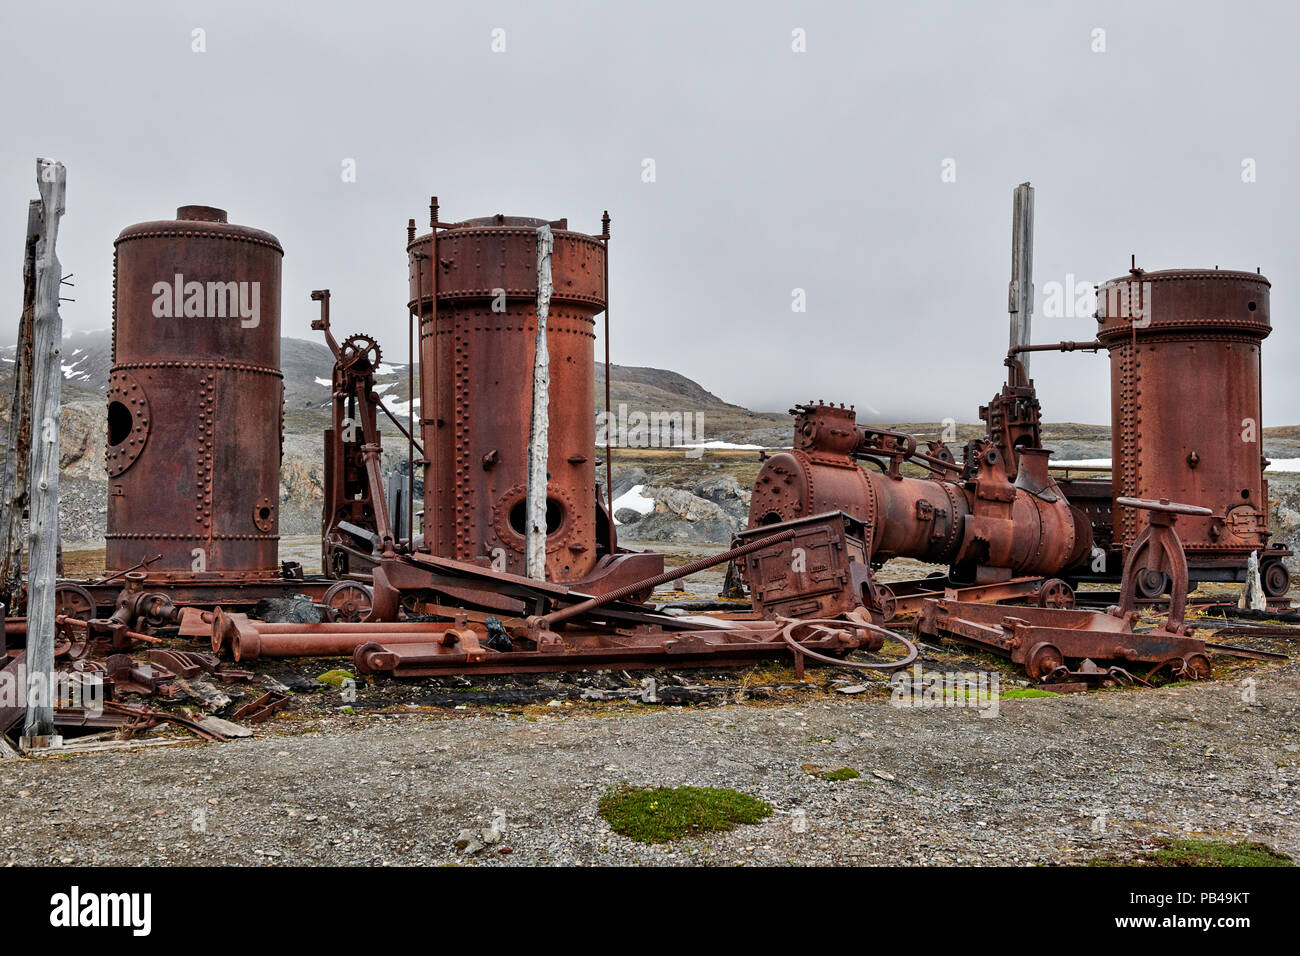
{"left": 598, "top": 786, "right": 772, "bottom": 844}
{"left": 819, "top": 767, "right": 861, "bottom": 781}
{"left": 1146, "top": 839, "right": 1293, "bottom": 868}
{"left": 1087, "top": 838, "right": 1293, "bottom": 868}
{"left": 1000, "top": 688, "right": 1061, "bottom": 699}
{"left": 802, "top": 763, "right": 860, "bottom": 781}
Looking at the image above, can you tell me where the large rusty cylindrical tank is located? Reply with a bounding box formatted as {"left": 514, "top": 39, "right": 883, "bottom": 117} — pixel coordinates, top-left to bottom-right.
{"left": 107, "top": 205, "right": 283, "bottom": 581}
{"left": 749, "top": 402, "right": 1091, "bottom": 582}
{"left": 407, "top": 214, "right": 605, "bottom": 582}
{"left": 1096, "top": 268, "right": 1272, "bottom": 566}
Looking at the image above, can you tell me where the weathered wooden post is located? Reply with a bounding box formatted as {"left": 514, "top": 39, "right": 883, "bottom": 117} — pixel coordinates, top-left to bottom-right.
{"left": 0, "top": 201, "right": 40, "bottom": 608}
{"left": 525, "top": 224, "right": 554, "bottom": 581}
{"left": 21, "top": 158, "right": 66, "bottom": 750}
{"left": 1008, "top": 182, "right": 1035, "bottom": 375}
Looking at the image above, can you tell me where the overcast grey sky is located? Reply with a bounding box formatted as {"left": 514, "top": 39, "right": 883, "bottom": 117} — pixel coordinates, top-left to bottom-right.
{"left": 1, "top": 0, "right": 1295, "bottom": 424}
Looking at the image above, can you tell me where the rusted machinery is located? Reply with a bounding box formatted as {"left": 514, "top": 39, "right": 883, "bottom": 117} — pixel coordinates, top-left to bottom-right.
{"left": 743, "top": 400, "right": 1093, "bottom": 620}
{"left": 1030, "top": 266, "right": 1291, "bottom": 598}
{"left": 108, "top": 205, "right": 283, "bottom": 581}
{"left": 916, "top": 497, "right": 1213, "bottom": 685}
{"left": 54, "top": 206, "right": 357, "bottom": 625}
{"left": 407, "top": 210, "right": 623, "bottom": 584}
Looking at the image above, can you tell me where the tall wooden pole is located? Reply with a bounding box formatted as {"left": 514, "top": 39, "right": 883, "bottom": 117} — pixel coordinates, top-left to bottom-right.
{"left": 1008, "top": 182, "right": 1035, "bottom": 375}
{"left": 525, "top": 225, "right": 553, "bottom": 581}
{"left": 22, "top": 159, "right": 66, "bottom": 748}
{"left": 0, "top": 201, "right": 40, "bottom": 607}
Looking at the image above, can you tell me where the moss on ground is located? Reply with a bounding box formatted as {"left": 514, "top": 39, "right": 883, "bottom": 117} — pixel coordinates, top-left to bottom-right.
{"left": 598, "top": 785, "right": 772, "bottom": 843}
{"left": 1089, "top": 838, "right": 1293, "bottom": 868}
{"left": 1000, "top": 688, "right": 1061, "bottom": 699}
{"left": 802, "top": 763, "right": 860, "bottom": 781}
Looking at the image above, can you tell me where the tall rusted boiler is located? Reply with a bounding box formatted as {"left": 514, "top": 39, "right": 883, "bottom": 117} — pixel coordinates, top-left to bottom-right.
{"left": 407, "top": 214, "right": 606, "bottom": 582}
{"left": 107, "top": 205, "right": 283, "bottom": 581}
{"left": 1096, "top": 268, "right": 1272, "bottom": 574}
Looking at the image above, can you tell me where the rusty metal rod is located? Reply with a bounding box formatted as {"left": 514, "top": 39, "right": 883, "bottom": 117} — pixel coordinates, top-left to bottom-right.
{"left": 1008, "top": 340, "right": 1103, "bottom": 355}
{"left": 538, "top": 526, "right": 801, "bottom": 628}
{"left": 601, "top": 211, "right": 613, "bottom": 523}
{"left": 376, "top": 398, "right": 425, "bottom": 458}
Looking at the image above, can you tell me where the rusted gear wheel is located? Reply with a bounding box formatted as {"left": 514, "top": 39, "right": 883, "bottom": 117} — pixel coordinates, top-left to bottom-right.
{"left": 339, "top": 334, "right": 381, "bottom": 376}
{"left": 1025, "top": 642, "right": 1065, "bottom": 682}
{"left": 323, "top": 581, "right": 373, "bottom": 623}
{"left": 1261, "top": 559, "right": 1291, "bottom": 598}
{"left": 54, "top": 582, "right": 97, "bottom": 621}
{"left": 1036, "top": 578, "right": 1075, "bottom": 609}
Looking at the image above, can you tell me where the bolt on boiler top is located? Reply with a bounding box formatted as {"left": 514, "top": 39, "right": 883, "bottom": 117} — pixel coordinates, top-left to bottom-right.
{"left": 407, "top": 213, "right": 606, "bottom": 582}
{"left": 1095, "top": 267, "right": 1272, "bottom": 558}
{"left": 107, "top": 205, "right": 284, "bottom": 580}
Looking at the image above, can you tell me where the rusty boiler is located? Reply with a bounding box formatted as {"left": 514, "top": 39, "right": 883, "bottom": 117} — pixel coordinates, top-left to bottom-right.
{"left": 107, "top": 205, "right": 283, "bottom": 582}
{"left": 407, "top": 214, "right": 608, "bottom": 582}
{"left": 1095, "top": 267, "right": 1284, "bottom": 590}
{"left": 749, "top": 402, "right": 1092, "bottom": 583}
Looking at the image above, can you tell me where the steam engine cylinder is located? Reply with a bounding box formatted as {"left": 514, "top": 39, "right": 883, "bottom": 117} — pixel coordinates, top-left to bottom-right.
{"left": 749, "top": 403, "right": 1090, "bottom": 581}
{"left": 107, "top": 205, "right": 283, "bottom": 581}
{"left": 407, "top": 215, "right": 605, "bottom": 582}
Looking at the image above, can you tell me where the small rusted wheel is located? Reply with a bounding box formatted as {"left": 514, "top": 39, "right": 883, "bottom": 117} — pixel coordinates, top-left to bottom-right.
{"left": 1025, "top": 642, "right": 1065, "bottom": 682}
{"left": 1177, "top": 654, "right": 1212, "bottom": 681}
{"left": 1262, "top": 560, "right": 1291, "bottom": 598}
{"left": 1135, "top": 568, "right": 1169, "bottom": 599}
{"left": 1037, "top": 578, "right": 1075, "bottom": 609}
{"left": 323, "top": 581, "right": 373, "bottom": 623}
{"left": 54, "top": 582, "right": 97, "bottom": 621}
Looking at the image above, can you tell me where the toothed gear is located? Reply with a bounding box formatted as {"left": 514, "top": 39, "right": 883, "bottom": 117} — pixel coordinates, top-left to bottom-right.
{"left": 340, "top": 333, "right": 381, "bottom": 375}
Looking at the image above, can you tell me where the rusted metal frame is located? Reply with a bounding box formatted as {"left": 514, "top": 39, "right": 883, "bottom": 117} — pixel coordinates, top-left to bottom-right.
{"left": 1112, "top": 496, "right": 1210, "bottom": 633}
{"left": 885, "top": 575, "right": 1046, "bottom": 618}
{"left": 917, "top": 596, "right": 1211, "bottom": 681}
{"left": 536, "top": 526, "right": 802, "bottom": 630}
{"left": 229, "top": 690, "right": 289, "bottom": 723}
{"left": 382, "top": 551, "right": 665, "bottom": 623}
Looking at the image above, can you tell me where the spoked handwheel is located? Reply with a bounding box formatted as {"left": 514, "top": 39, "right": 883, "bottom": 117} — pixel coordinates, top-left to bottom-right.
{"left": 54, "top": 582, "right": 97, "bottom": 621}
{"left": 1036, "top": 578, "right": 1075, "bottom": 609}
{"left": 323, "top": 581, "right": 373, "bottom": 623}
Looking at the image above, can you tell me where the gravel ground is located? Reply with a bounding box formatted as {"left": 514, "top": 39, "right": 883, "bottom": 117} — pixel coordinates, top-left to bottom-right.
{"left": 3, "top": 656, "right": 1297, "bottom": 867}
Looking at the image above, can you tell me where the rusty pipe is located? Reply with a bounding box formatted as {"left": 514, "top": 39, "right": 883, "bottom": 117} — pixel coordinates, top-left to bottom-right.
{"left": 233, "top": 625, "right": 458, "bottom": 662}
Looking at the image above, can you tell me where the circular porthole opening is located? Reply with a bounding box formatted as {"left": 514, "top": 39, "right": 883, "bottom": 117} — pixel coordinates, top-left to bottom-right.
{"left": 108, "top": 401, "right": 133, "bottom": 446}
{"left": 509, "top": 498, "right": 565, "bottom": 537}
